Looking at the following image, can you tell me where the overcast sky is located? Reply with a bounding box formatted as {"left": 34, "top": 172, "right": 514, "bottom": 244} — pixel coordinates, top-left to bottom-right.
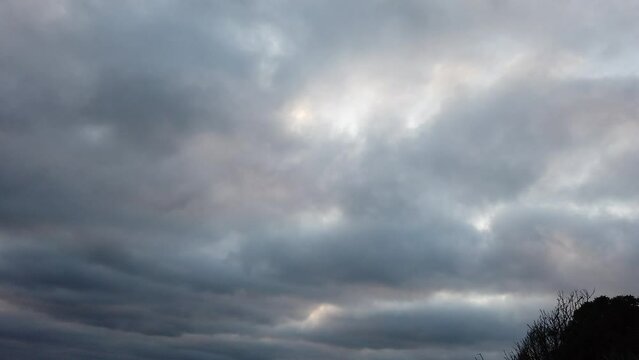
{"left": 1, "top": 1, "right": 639, "bottom": 359}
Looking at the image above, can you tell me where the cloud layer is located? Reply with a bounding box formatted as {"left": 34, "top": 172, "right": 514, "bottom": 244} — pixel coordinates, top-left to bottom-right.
{"left": 1, "top": 1, "right": 639, "bottom": 359}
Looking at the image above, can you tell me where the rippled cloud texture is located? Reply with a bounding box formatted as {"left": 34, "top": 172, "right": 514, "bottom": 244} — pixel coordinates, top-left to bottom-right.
{"left": 1, "top": 1, "right": 639, "bottom": 359}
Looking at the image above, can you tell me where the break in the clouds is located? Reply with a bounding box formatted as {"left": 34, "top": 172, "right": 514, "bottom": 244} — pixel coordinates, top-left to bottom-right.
{"left": 1, "top": 1, "right": 639, "bottom": 359}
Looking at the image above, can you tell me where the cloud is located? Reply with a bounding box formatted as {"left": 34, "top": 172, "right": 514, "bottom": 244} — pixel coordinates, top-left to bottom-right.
{"left": 1, "top": 0, "right": 639, "bottom": 359}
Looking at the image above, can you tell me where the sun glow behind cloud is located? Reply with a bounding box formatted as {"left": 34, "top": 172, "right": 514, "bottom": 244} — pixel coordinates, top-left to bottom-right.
{"left": 282, "top": 45, "right": 530, "bottom": 142}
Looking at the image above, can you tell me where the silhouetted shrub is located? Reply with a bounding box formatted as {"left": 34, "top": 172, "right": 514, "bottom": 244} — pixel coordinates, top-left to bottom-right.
{"left": 505, "top": 290, "right": 592, "bottom": 360}
{"left": 558, "top": 295, "right": 639, "bottom": 360}
{"left": 506, "top": 290, "right": 639, "bottom": 360}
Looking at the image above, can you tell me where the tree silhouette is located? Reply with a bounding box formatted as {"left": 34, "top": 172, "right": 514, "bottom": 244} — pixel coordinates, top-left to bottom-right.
{"left": 506, "top": 290, "right": 639, "bottom": 360}
{"left": 505, "top": 290, "right": 592, "bottom": 360}
{"left": 558, "top": 295, "right": 639, "bottom": 360}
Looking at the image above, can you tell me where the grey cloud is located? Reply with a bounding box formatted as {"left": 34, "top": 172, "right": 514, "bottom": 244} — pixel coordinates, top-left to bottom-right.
{"left": 483, "top": 206, "right": 639, "bottom": 295}
{"left": 239, "top": 218, "right": 480, "bottom": 288}
{"left": 1, "top": 0, "right": 639, "bottom": 359}
{"left": 288, "top": 302, "right": 529, "bottom": 350}
{"left": 395, "top": 77, "right": 639, "bottom": 206}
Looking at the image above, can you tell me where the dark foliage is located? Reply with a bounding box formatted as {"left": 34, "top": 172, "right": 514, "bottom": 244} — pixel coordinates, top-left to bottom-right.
{"left": 506, "top": 291, "right": 639, "bottom": 360}
{"left": 505, "top": 290, "right": 592, "bottom": 360}
{"left": 559, "top": 295, "right": 639, "bottom": 360}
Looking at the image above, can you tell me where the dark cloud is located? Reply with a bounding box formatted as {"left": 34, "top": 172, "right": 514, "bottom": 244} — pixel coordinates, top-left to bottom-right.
{"left": 1, "top": 0, "right": 639, "bottom": 359}
{"left": 286, "top": 301, "right": 529, "bottom": 350}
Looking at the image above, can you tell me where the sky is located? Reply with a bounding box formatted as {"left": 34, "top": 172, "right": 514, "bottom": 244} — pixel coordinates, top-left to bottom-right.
{"left": 1, "top": 1, "right": 639, "bottom": 359}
